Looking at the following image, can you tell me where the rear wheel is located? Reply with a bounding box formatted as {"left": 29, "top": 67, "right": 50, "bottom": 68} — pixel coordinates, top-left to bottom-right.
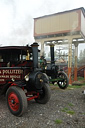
{"left": 57, "top": 72, "right": 69, "bottom": 89}
{"left": 35, "top": 83, "right": 51, "bottom": 104}
{"left": 6, "top": 86, "right": 27, "bottom": 116}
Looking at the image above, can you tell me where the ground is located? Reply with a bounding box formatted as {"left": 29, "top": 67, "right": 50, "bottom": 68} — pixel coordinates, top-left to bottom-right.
{"left": 0, "top": 85, "right": 85, "bottom": 128}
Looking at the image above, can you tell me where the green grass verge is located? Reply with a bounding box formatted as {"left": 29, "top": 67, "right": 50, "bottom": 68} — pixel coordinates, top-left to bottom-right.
{"left": 68, "top": 85, "right": 82, "bottom": 89}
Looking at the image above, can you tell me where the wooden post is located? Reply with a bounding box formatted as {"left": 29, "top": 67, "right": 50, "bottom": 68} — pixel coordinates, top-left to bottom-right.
{"left": 74, "top": 43, "right": 78, "bottom": 81}
{"left": 84, "top": 70, "right": 85, "bottom": 80}
{"left": 68, "top": 37, "right": 72, "bottom": 85}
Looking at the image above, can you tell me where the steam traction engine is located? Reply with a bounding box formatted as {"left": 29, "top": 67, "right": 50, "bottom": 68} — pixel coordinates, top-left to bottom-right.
{"left": 0, "top": 42, "right": 51, "bottom": 116}
{"left": 40, "top": 44, "right": 69, "bottom": 89}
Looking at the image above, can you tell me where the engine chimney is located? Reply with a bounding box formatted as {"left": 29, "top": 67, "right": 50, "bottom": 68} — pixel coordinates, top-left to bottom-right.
{"left": 50, "top": 44, "right": 55, "bottom": 64}
{"left": 31, "top": 42, "right": 39, "bottom": 70}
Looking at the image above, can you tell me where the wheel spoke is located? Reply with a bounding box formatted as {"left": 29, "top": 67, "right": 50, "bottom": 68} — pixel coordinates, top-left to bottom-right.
{"left": 57, "top": 72, "right": 69, "bottom": 89}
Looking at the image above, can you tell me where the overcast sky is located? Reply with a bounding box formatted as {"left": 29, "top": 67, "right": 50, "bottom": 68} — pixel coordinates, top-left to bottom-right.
{"left": 0, "top": 0, "right": 85, "bottom": 55}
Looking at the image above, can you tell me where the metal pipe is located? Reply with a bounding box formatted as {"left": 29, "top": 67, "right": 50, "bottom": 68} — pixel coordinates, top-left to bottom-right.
{"left": 31, "top": 42, "right": 39, "bottom": 70}
{"left": 50, "top": 45, "right": 55, "bottom": 64}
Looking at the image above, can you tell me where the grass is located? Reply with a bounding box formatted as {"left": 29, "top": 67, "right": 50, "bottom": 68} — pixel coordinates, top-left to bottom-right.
{"left": 66, "top": 110, "right": 75, "bottom": 115}
{"left": 68, "top": 103, "right": 74, "bottom": 106}
{"left": 78, "top": 77, "right": 84, "bottom": 81}
{"left": 61, "top": 107, "right": 69, "bottom": 112}
{"left": 50, "top": 83, "right": 84, "bottom": 91}
{"left": 82, "top": 113, "right": 85, "bottom": 115}
{"left": 61, "top": 107, "right": 75, "bottom": 115}
{"left": 68, "top": 85, "right": 82, "bottom": 89}
{"left": 55, "top": 119, "right": 63, "bottom": 124}
{"left": 71, "top": 76, "right": 84, "bottom": 81}
{"left": 50, "top": 83, "right": 55, "bottom": 86}
{"left": 50, "top": 76, "right": 85, "bottom": 87}
{"left": 82, "top": 82, "right": 85, "bottom": 86}
{"left": 50, "top": 81, "right": 85, "bottom": 89}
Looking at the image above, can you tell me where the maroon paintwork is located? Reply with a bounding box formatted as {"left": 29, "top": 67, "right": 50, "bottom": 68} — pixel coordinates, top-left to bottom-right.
{"left": 0, "top": 46, "right": 33, "bottom": 84}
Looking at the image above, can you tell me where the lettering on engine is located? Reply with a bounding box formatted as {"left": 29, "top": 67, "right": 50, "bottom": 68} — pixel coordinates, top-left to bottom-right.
{"left": 0, "top": 69, "right": 23, "bottom": 83}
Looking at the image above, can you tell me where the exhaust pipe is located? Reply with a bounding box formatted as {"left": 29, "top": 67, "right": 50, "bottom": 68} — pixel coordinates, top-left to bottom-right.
{"left": 31, "top": 42, "right": 39, "bottom": 70}
{"left": 50, "top": 44, "right": 55, "bottom": 64}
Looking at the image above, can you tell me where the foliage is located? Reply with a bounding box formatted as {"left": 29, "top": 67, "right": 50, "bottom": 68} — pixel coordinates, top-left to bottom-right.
{"left": 78, "top": 49, "right": 85, "bottom": 63}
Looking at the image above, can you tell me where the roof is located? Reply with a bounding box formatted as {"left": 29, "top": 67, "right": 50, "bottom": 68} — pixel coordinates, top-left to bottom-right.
{"left": 0, "top": 46, "right": 32, "bottom": 52}
{"left": 0, "top": 45, "right": 40, "bottom": 52}
{"left": 34, "top": 7, "right": 85, "bottom": 19}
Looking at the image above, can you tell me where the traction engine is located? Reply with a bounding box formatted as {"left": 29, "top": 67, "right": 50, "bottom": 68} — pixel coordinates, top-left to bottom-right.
{"left": 0, "top": 42, "right": 51, "bottom": 116}
{"left": 40, "top": 44, "right": 69, "bottom": 89}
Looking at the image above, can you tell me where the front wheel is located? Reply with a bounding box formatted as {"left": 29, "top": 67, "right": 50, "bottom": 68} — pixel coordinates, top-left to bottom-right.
{"left": 6, "top": 86, "right": 28, "bottom": 116}
{"left": 57, "top": 72, "right": 69, "bottom": 89}
{"left": 35, "top": 83, "right": 51, "bottom": 104}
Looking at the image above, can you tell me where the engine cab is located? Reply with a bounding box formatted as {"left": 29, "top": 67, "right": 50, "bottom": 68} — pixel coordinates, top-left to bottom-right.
{"left": 0, "top": 45, "right": 33, "bottom": 84}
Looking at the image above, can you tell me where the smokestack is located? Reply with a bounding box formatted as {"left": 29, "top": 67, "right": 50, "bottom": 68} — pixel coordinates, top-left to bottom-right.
{"left": 50, "top": 44, "right": 55, "bottom": 64}
{"left": 31, "top": 42, "right": 39, "bottom": 70}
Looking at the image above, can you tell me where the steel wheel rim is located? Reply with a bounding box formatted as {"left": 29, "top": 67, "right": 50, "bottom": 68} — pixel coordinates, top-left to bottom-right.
{"left": 8, "top": 92, "right": 20, "bottom": 112}
{"left": 58, "top": 74, "right": 67, "bottom": 86}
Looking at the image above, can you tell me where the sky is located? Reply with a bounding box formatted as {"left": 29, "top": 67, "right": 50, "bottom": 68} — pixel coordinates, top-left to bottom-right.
{"left": 0, "top": 0, "right": 85, "bottom": 56}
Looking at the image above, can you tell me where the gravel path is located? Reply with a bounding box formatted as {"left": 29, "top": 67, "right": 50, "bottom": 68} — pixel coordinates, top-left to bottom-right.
{"left": 0, "top": 86, "right": 85, "bottom": 128}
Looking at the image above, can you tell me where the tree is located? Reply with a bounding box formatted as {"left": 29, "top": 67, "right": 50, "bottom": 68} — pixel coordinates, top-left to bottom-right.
{"left": 83, "top": 49, "right": 85, "bottom": 58}
{"left": 78, "top": 49, "right": 85, "bottom": 63}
